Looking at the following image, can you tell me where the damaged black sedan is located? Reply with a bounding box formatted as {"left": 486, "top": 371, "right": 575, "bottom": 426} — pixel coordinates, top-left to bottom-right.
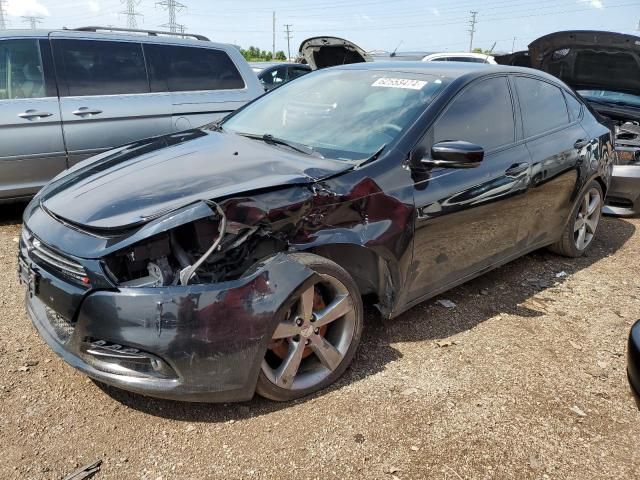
{"left": 20, "top": 63, "right": 613, "bottom": 402}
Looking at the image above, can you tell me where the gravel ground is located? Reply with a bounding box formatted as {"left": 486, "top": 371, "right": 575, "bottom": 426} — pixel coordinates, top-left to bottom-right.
{"left": 0, "top": 203, "right": 638, "bottom": 480}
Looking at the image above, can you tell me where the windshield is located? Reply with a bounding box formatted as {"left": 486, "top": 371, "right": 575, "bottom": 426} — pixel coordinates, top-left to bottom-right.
{"left": 579, "top": 90, "right": 640, "bottom": 108}
{"left": 222, "top": 69, "right": 451, "bottom": 161}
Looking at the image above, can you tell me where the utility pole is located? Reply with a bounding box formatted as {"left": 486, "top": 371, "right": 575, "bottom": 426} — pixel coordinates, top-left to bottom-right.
{"left": 121, "top": 0, "right": 143, "bottom": 29}
{"left": 272, "top": 12, "right": 276, "bottom": 59}
{"left": 468, "top": 11, "right": 478, "bottom": 52}
{"left": 0, "top": 0, "right": 8, "bottom": 30}
{"left": 512, "top": 36, "right": 516, "bottom": 53}
{"left": 22, "top": 16, "right": 43, "bottom": 29}
{"left": 284, "top": 24, "right": 293, "bottom": 61}
{"left": 157, "top": 0, "right": 186, "bottom": 33}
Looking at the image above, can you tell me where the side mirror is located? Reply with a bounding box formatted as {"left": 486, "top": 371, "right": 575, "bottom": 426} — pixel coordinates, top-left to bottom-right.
{"left": 421, "top": 141, "right": 484, "bottom": 169}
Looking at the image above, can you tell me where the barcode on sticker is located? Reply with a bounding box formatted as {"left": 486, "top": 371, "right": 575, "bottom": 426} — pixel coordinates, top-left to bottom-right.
{"left": 372, "top": 78, "right": 428, "bottom": 90}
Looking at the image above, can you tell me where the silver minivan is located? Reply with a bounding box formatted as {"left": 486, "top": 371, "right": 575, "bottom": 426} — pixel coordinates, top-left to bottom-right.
{"left": 0, "top": 27, "right": 263, "bottom": 202}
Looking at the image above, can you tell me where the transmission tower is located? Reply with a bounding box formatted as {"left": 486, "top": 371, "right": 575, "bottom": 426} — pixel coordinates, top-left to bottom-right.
{"left": 284, "top": 24, "right": 293, "bottom": 61}
{"left": 22, "top": 16, "right": 44, "bottom": 30}
{"left": 0, "top": 0, "right": 8, "bottom": 30}
{"left": 157, "top": 0, "right": 186, "bottom": 33}
{"left": 121, "top": 0, "right": 143, "bottom": 29}
{"left": 468, "top": 11, "right": 478, "bottom": 52}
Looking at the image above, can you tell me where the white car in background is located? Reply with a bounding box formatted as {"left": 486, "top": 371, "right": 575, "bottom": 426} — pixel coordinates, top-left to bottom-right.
{"left": 422, "top": 52, "right": 497, "bottom": 64}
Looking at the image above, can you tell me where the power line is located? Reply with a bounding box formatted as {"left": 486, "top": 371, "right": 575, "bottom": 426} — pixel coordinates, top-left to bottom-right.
{"left": 22, "top": 16, "right": 44, "bottom": 29}
{"left": 0, "top": 0, "right": 8, "bottom": 30}
{"left": 468, "top": 11, "right": 478, "bottom": 52}
{"left": 121, "top": 0, "right": 143, "bottom": 29}
{"left": 157, "top": 0, "right": 186, "bottom": 33}
{"left": 284, "top": 24, "right": 293, "bottom": 61}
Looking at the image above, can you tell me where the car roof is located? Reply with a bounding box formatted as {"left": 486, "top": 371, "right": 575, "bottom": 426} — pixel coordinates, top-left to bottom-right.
{"left": 0, "top": 28, "right": 235, "bottom": 49}
{"left": 331, "top": 61, "right": 569, "bottom": 85}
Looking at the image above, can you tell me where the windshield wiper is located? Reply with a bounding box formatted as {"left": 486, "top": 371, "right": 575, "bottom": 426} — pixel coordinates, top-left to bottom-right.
{"left": 236, "top": 132, "right": 324, "bottom": 158}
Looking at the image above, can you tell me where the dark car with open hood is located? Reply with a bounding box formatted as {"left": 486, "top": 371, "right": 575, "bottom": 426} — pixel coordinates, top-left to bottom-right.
{"left": 496, "top": 30, "right": 640, "bottom": 216}
{"left": 19, "top": 62, "right": 613, "bottom": 402}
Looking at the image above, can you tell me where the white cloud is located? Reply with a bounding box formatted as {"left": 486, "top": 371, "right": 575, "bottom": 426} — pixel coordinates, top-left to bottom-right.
{"left": 431, "top": 8, "right": 441, "bottom": 17}
{"left": 579, "top": 0, "right": 604, "bottom": 9}
{"left": 7, "top": 0, "right": 50, "bottom": 17}
{"left": 86, "top": 1, "right": 100, "bottom": 13}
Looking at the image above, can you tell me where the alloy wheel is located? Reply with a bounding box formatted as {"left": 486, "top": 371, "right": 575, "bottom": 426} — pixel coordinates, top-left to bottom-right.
{"left": 574, "top": 187, "right": 602, "bottom": 251}
{"left": 261, "top": 274, "right": 356, "bottom": 391}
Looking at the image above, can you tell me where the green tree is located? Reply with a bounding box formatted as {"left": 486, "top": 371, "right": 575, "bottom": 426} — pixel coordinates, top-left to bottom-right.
{"left": 275, "top": 51, "right": 286, "bottom": 61}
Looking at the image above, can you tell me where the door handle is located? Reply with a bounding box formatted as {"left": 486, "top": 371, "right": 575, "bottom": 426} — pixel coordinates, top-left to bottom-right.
{"left": 574, "top": 139, "right": 589, "bottom": 149}
{"left": 72, "top": 107, "right": 103, "bottom": 117}
{"left": 18, "top": 110, "right": 53, "bottom": 119}
{"left": 505, "top": 163, "right": 530, "bottom": 177}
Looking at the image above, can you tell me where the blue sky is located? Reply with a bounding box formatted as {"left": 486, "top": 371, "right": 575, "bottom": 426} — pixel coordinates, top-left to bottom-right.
{"left": 4, "top": 0, "right": 640, "bottom": 53}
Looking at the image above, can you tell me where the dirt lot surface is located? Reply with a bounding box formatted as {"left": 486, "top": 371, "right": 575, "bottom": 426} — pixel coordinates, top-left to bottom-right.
{"left": 0, "top": 203, "right": 638, "bottom": 480}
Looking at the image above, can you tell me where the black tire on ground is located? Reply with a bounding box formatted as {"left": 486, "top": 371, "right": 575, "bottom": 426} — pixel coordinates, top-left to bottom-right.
{"left": 256, "top": 253, "right": 363, "bottom": 402}
{"left": 548, "top": 180, "right": 604, "bottom": 258}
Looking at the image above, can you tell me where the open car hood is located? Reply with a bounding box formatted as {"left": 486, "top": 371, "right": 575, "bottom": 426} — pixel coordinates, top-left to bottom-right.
{"left": 37, "top": 129, "right": 352, "bottom": 231}
{"left": 496, "top": 31, "right": 640, "bottom": 96}
{"left": 298, "top": 36, "right": 372, "bottom": 70}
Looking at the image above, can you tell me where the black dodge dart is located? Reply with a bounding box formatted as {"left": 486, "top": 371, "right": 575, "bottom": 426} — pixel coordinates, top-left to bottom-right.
{"left": 19, "top": 62, "right": 613, "bottom": 402}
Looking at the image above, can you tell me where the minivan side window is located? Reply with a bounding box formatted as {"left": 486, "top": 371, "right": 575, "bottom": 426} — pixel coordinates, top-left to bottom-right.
{"left": 53, "top": 40, "right": 149, "bottom": 96}
{"left": 0, "top": 40, "right": 46, "bottom": 100}
{"left": 145, "top": 44, "right": 245, "bottom": 93}
{"left": 433, "top": 76, "right": 514, "bottom": 151}
{"left": 515, "top": 77, "right": 570, "bottom": 137}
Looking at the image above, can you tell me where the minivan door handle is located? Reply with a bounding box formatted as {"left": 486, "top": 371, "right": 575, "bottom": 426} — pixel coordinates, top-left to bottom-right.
{"left": 18, "top": 110, "right": 53, "bottom": 119}
{"left": 505, "top": 162, "right": 530, "bottom": 177}
{"left": 72, "top": 107, "right": 103, "bottom": 117}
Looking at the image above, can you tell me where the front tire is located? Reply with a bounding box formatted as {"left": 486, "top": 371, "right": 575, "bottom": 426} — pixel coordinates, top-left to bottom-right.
{"left": 256, "top": 253, "right": 363, "bottom": 402}
{"left": 549, "top": 180, "right": 603, "bottom": 258}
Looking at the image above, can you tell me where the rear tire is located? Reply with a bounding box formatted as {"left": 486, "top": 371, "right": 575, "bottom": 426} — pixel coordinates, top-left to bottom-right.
{"left": 256, "top": 253, "right": 363, "bottom": 402}
{"left": 548, "top": 180, "right": 603, "bottom": 258}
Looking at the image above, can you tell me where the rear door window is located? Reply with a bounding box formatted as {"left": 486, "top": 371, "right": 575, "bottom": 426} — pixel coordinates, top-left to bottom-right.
{"left": 145, "top": 44, "right": 245, "bottom": 92}
{"left": 515, "top": 76, "right": 570, "bottom": 137}
{"left": 433, "top": 76, "right": 515, "bottom": 151}
{"left": 564, "top": 92, "right": 583, "bottom": 122}
{"left": 0, "top": 39, "right": 46, "bottom": 99}
{"left": 53, "top": 40, "right": 148, "bottom": 97}
{"left": 288, "top": 66, "right": 310, "bottom": 80}
{"left": 260, "top": 67, "right": 288, "bottom": 87}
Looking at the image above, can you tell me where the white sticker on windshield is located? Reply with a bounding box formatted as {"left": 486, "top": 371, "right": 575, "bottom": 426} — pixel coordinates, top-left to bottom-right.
{"left": 372, "top": 78, "right": 428, "bottom": 90}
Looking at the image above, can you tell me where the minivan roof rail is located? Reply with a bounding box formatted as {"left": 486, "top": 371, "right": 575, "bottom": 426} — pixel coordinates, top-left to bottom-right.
{"left": 70, "top": 26, "right": 210, "bottom": 42}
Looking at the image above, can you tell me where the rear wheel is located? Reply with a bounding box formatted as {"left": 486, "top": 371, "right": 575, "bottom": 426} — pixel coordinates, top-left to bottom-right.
{"left": 256, "top": 253, "right": 363, "bottom": 401}
{"left": 549, "top": 180, "right": 603, "bottom": 257}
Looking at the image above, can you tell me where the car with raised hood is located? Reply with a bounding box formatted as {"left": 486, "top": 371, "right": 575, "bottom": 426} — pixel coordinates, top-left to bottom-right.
{"left": 0, "top": 26, "right": 262, "bottom": 203}
{"left": 20, "top": 62, "right": 612, "bottom": 402}
{"left": 496, "top": 30, "right": 640, "bottom": 216}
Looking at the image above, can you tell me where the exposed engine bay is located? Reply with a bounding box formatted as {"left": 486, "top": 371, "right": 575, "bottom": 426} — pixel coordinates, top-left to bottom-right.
{"left": 103, "top": 201, "right": 287, "bottom": 288}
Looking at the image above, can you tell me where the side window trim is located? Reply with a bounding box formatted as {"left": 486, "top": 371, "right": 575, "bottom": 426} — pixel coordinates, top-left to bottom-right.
{"left": 563, "top": 90, "right": 584, "bottom": 123}
{"left": 428, "top": 74, "right": 518, "bottom": 155}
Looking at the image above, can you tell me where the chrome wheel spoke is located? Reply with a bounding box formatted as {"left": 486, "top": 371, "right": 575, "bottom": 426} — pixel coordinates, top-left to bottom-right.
{"left": 582, "top": 194, "right": 590, "bottom": 215}
{"left": 314, "top": 294, "right": 352, "bottom": 328}
{"left": 576, "top": 226, "right": 587, "bottom": 249}
{"left": 274, "top": 339, "right": 306, "bottom": 388}
{"left": 299, "top": 286, "right": 315, "bottom": 321}
{"left": 272, "top": 321, "right": 301, "bottom": 340}
{"left": 585, "top": 218, "right": 598, "bottom": 234}
{"left": 310, "top": 334, "right": 343, "bottom": 371}
{"left": 574, "top": 217, "right": 585, "bottom": 232}
{"left": 587, "top": 195, "right": 600, "bottom": 216}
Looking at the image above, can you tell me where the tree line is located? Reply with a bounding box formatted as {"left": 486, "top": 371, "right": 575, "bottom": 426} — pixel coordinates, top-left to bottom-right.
{"left": 240, "top": 46, "right": 287, "bottom": 62}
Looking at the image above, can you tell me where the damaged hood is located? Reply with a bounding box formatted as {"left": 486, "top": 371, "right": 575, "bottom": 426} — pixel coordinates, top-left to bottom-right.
{"left": 498, "top": 31, "right": 640, "bottom": 96}
{"left": 38, "top": 129, "right": 351, "bottom": 230}
{"left": 298, "top": 36, "right": 372, "bottom": 70}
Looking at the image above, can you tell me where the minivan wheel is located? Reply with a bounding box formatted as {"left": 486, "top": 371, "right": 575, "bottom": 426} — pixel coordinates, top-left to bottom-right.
{"left": 549, "top": 180, "right": 603, "bottom": 258}
{"left": 256, "top": 253, "right": 363, "bottom": 402}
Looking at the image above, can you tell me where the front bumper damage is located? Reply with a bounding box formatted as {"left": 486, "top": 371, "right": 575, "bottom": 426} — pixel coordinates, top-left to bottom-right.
{"left": 22, "top": 250, "right": 316, "bottom": 402}
{"left": 604, "top": 164, "right": 640, "bottom": 216}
